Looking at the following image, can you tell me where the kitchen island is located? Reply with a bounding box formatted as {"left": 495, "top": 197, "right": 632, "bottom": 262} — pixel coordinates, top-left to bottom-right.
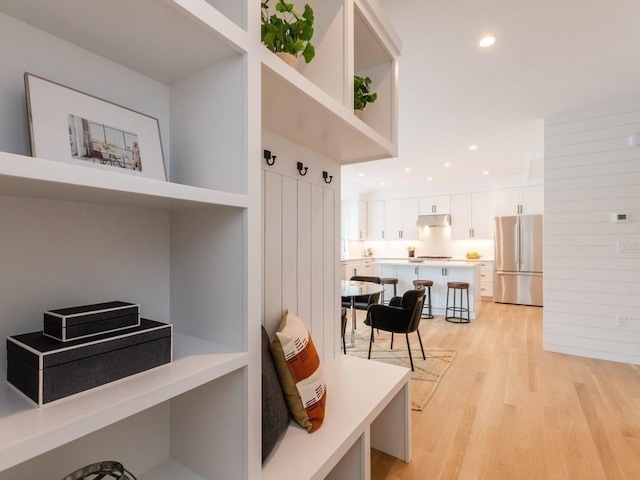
{"left": 375, "top": 259, "right": 482, "bottom": 319}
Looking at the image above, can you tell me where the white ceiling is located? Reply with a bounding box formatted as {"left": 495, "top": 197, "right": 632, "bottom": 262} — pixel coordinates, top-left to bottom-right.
{"left": 343, "top": 0, "right": 640, "bottom": 194}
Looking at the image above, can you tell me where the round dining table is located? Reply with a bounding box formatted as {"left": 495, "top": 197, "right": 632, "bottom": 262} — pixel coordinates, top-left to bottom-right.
{"left": 340, "top": 280, "right": 384, "bottom": 347}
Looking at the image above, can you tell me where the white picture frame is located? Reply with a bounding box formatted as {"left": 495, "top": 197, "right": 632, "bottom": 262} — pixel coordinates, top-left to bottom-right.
{"left": 24, "top": 73, "right": 166, "bottom": 181}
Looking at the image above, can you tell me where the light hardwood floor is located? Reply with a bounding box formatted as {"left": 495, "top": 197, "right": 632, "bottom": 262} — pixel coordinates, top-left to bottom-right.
{"left": 363, "top": 301, "right": 640, "bottom": 480}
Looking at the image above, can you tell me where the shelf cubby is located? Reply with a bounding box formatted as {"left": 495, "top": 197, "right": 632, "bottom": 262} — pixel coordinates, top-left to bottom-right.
{"left": 353, "top": 0, "right": 401, "bottom": 148}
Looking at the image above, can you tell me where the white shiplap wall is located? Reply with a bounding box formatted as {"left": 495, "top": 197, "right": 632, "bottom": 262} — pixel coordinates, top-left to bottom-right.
{"left": 262, "top": 130, "right": 341, "bottom": 362}
{"left": 544, "top": 99, "right": 640, "bottom": 365}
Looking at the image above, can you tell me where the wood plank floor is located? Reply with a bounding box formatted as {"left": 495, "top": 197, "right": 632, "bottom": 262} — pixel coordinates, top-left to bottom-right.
{"left": 364, "top": 301, "right": 640, "bottom": 480}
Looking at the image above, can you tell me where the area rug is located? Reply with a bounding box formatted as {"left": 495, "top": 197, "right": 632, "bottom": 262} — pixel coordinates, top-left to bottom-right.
{"left": 347, "top": 328, "right": 455, "bottom": 411}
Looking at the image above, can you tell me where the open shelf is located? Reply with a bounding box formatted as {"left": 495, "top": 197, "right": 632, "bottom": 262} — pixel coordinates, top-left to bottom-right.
{"left": 261, "top": 52, "right": 395, "bottom": 163}
{"left": 353, "top": 0, "right": 401, "bottom": 146}
{"left": 0, "top": 334, "right": 247, "bottom": 472}
{"left": 139, "top": 459, "right": 208, "bottom": 480}
{"left": 0, "top": 152, "right": 248, "bottom": 211}
{"left": 0, "top": 0, "right": 248, "bottom": 85}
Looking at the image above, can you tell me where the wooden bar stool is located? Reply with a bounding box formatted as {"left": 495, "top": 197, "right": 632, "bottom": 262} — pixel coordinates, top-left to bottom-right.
{"left": 380, "top": 277, "right": 398, "bottom": 305}
{"left": 412, "top": 279, "right": 434, "bottom": 319}
{"left": 445, "top": 281, "right": 470, "bottom": 323}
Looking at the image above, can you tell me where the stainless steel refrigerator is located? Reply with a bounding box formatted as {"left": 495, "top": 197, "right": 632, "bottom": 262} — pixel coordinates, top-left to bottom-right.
{"left": 494, "top": 215, "right": 543, "bottom": 306}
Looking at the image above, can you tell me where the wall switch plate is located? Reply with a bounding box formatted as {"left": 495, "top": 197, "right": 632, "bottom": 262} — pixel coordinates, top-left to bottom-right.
{"left": 616, "top": 314, "right": 628, "bottom": 327}
{"left": 611, "top": 212, "right": 629, "bottom": 223}
{"left": 617, "top": 241, "right": 640, "bottom": 253}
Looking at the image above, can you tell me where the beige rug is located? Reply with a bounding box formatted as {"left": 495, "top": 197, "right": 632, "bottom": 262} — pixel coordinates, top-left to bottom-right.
{"left": 347, "top": 326, "right": 455, "bottom": 411}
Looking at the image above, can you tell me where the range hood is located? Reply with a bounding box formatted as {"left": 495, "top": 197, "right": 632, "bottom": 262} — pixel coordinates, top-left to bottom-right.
{"left": 416, "top": 214, "right": 451, "bottom": 227}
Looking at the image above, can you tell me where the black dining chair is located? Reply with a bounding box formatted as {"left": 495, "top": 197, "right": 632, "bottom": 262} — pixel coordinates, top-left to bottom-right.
{"left": 341, "top": 307, "right": 348, "bottom": 354}
{"left": 340, "top": 276, "right": 382, "bottom": 312}
{"left": 365, "top": 288, "right": 426, "bottom": 371}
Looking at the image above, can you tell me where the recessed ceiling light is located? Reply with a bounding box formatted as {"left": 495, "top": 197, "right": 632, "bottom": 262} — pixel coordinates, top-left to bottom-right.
{"left": 482, "top": 170, "right": 490, "bottom": 175}
{"left": 479, "top": 35, "right": 496, "bottom": 48}
{"left": 444, "top": 162, "right": 451, "bottom": 167}
{"left": 404, "top": 167, "right": 411, "bottom": 172}
{"left": 358, "top": 172, "right": 365, "bottom": 176}
{"left": 380, "top": 182, "right": 385, "bottom": 186}
{"left": 427, "top": 177, "right": 433, "bottom": 181}
{"left": 468, "top": 145, "right": 478, "bottom": 151}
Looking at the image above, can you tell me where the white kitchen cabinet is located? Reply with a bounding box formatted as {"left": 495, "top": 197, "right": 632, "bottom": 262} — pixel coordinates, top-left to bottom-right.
{"left": 344, "top": 258, "right": 375, "bottom": 279}
{"left": 418, "top": 265, "right": 480, "bottom": 318}
{"left": 368, "top": 200, "right": 385, "bottom": 240}
{"left": 384, "top": 199, "right": 403, "bottom": 240}
{"left": 419, "top": 195, "right": 451, "bottom": 214}
{"left": 346, "top": 199, "right": 367, "bottom": 240}
{"left": 383, "top": 198, "right": 419, "bottom": 240}
{"left": 479, "top": 261, "right": 494, "bottom": 298}
{"left": 395, "top": 265, "right": 421, "bottom": 294}
{"left": 451, "top": 191, "right": 494, "bottom": 239}
{"left": 401, "top": 198, "right": 420, "bottom": 240}
{"left": 495, "top": 185, "right": 543, "bottom": 216}
{"left": 341, "top": 201, "right": 349, "bottom": 255}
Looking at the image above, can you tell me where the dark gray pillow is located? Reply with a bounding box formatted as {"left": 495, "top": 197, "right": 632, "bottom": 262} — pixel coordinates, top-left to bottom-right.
{"left": 262, "top": 326, "right": 290, "bottom": 463}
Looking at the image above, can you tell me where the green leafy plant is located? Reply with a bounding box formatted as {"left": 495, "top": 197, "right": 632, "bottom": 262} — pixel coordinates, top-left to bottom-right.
{"left": 261, "top": 0, "right": 315, "bottom": 64}
{"left": 354, "top": 75, "right": 377, "bottom": 111}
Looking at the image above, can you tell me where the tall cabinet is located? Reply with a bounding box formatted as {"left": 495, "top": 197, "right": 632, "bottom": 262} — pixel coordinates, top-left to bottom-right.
{"left": 0, "top": 0, "right": 400, "bottom": 478}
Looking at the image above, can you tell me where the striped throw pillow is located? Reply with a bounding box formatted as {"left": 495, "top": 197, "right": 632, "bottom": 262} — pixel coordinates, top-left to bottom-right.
{"left": 270, "top": 311, "right": 327, "bottom": 432}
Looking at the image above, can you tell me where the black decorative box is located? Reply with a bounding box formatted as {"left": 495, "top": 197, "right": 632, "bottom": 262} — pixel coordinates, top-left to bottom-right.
{"left": 43, "top": 301, "right": 140, "bottom": 342}
{"left": 7, "top": 319, "right": 172, "bottom": 406}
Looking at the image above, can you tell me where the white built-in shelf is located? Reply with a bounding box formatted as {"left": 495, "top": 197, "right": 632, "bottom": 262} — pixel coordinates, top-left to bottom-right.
{"left": 0, "top": 152, "right": 248, "bottom": 211}
{"left": 0, "top": 0, "right": 248, "bottom": 85}
{"left": 139, "top": 459, "right": 207, "bottom": 480}
{"left": 261, "top": 50, "right": 395, "bottom": 163}
{"left": 0, "top": 333, "right": 248, "bottom": 472}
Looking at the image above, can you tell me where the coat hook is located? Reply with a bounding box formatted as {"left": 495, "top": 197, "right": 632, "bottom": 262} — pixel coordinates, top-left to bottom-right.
{"left": 297, "top": 161, "right": 308, "bottom": 176}
{"left": 264, "top": 149, "right": 276, "bottom": 166}
{"left": 322, "top": 171, "right": 333, "bottom": 184}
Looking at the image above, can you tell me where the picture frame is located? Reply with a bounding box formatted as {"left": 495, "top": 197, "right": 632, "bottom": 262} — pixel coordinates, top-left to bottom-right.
{"left": 24, "top": 73, "right": 166, "bottom": 181}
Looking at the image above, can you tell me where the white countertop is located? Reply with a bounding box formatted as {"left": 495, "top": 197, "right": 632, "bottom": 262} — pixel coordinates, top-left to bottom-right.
{"left": 374, "top": 259, "right": 481, "bottom": 268}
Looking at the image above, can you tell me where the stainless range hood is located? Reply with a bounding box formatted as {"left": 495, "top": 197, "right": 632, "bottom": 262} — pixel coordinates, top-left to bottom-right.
{"left": 416, "top": 214, "right": 451, "bottom": 227}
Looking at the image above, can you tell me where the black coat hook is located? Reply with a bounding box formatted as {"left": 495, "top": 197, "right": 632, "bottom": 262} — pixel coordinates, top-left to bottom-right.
{"left": 323, "top": 171, "right": 333, "bottom": 184}
{"left": 264, "top": 149, "right": 276, "bottom": 166}
{"left": 297, "top": 161, "right": 308, "bottom": 176}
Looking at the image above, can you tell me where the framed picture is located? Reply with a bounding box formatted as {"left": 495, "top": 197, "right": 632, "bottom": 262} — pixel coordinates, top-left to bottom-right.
{"left": 24, "top": 73, "right": 166, "bottom": 181}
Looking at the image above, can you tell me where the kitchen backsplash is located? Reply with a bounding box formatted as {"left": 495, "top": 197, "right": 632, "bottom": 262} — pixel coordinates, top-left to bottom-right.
{"left": 346, "top": 227, "right": 494, "bottom": 260}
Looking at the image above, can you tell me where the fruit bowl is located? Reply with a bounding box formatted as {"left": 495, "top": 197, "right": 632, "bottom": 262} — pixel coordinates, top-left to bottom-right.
{"left": 466, "top": 252, "right": 481, "bottom": 259}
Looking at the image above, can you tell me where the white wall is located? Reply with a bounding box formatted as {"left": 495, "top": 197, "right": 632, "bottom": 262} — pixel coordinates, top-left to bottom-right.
{"left": 544, "top": 98, "right": 640, "bottom": 365}
{"left": 262, "top": 130, "right": 341, "bottom": 361}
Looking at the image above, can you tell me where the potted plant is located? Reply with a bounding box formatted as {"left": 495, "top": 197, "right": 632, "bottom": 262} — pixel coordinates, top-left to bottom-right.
{"left": 261, "top": 0, "right": 315, "bottom": 69}
{"left": 354, "top": 75, "right": 377, "bottom": 118}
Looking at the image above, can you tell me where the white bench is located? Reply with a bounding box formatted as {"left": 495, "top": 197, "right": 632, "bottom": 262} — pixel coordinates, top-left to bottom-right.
{"left": 262, "top": 354, "right": 412, "bottom": 480}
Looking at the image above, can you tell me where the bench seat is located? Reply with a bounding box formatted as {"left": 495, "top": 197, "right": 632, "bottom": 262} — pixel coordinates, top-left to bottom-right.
{"left": 262, "top": 354, "right": 411, "bottom": 480}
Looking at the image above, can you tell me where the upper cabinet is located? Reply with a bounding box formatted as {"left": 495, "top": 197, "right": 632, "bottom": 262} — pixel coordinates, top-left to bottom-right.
{"left": 419, "top": 195, "right": 451, "bottom": 215}
{"left": 495, "top": 185, "right": 543, "bottom": 216}
{"left": 367, "top": 199, "right": 386, "bottom": 240}
{"left": 451, "top": 192, "right": 495, "bottom": 239}
{"left": 261, "top": 0, "right": 401, "bottom": 163}
{"left": 345, "top": 199, "right": 368, "bottom": 240}
{"left": 384, "top": 198, "right": 419, "bottom": 240}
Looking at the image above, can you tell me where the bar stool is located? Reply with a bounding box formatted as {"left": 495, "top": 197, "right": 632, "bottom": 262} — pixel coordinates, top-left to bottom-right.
{"left": 412, "top": 279, "right": 434, "bottom": 319}
{"left": 380, "top": 277, "right": 398, "bottom": 305}
{"left": 445, "top": 281, "right": 470, "bottom": 323}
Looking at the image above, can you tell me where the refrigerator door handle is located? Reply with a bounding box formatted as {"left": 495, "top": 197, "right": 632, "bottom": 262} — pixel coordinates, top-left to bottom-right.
{"left": 496, "top": 271, "right": 542, "bottom": 276}
{"left": 515, "top": 221, "right": 520, "bottom": 270}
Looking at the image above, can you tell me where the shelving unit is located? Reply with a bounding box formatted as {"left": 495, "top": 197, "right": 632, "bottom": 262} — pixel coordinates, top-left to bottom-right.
{"left": 261, "top": 0, "right": 400, "bottom": 163}
{"left": 0, "top": 0, "right": 257, "bottom": 478}
{"left": 0, "top": 0, "right": 399, "bottom": 478}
